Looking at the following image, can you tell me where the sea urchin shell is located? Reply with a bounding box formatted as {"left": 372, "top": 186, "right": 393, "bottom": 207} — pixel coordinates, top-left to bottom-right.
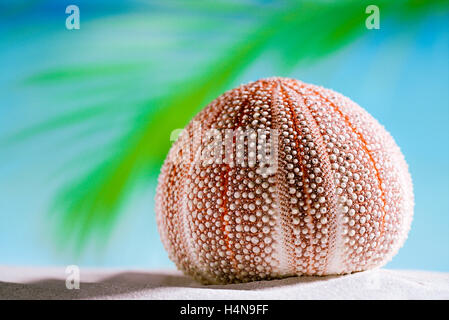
{"left": 155, "top": 77, "right": 413, "bottom": 284}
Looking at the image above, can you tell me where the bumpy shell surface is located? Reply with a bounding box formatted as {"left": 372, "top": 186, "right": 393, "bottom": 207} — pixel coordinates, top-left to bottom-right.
{"left": 155, "top": 77, "right": 413, "bottom": 284}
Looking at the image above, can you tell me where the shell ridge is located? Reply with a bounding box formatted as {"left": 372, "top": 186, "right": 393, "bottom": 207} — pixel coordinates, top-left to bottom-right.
{"left": 283, "top": 81, "right": 343, "bottom": 274}
{"left": 277, "top": 81, "right": 316, "bottom": 274}
{"left": 269, "top": 82, "right": 297, "bottom": 276}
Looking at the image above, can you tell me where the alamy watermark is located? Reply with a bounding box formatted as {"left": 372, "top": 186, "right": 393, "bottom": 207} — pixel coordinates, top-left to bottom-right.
{"left": 170, "top": 122, "right": 279, "bottom": 175}
{"left": 365, "top": 5, "right": 380, "bottom": 30}
{"left": 65, "top": 265, "right": 80, "bottom": 289}
{"left": 65, "top": 5, "right": 80, "bottom": 30}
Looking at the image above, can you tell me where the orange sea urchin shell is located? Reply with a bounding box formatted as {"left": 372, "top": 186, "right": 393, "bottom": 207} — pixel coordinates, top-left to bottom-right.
{"left": 155, "top": 77, "right": 413, "bottom": 284}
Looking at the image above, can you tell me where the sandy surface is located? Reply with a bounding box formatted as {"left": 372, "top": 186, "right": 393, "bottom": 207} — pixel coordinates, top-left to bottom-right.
{"left": 0, "top": 266, "right": 448, "bottom": 300}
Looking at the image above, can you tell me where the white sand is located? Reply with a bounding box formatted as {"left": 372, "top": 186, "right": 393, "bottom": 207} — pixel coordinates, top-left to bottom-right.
{"left": 0, "top": 266, "right": 448, "bottom": 300}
